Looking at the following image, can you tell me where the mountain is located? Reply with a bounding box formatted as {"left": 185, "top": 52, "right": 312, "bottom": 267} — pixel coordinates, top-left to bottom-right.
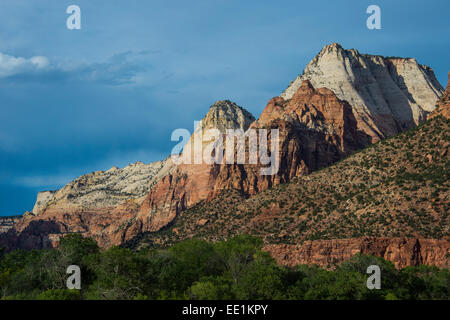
{"left": 1, "top": 160, "right": 175, "bottom": 249}
{"left": 31, "top": 160, "right": 173, "bottom": 216}
{"left": 1, "top": 44, "right": 446, "bottom": 268}
{"left": 429, "top": 72, "right": 450, "bottom": 120}
{"left": 128, "top": 78, "right": 373, "bottom": 242}
{"left": 132, "top": 114, "right": 450, "bottom": 268}
{"left": 197, "top": 100, "right": 255, "bottom": 132}
{"left": 282, "top": 43, "right": 444, "bottom": 142}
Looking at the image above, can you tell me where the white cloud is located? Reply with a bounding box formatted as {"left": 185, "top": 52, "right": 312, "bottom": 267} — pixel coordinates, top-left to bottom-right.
{"left": 0, "top": 52, "right": 50, "bottom": 77}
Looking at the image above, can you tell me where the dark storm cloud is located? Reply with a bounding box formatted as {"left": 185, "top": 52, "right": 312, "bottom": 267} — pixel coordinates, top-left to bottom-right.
{"left": 0, "top": 51, "right": 146, "bottom": 85}
{"left": 0, "top": 0, "right": 449, "bottom": 215}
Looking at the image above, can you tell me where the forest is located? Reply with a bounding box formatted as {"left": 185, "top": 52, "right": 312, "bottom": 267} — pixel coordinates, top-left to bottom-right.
{"left": 0, "top": 234, "right": 449, "bottom": 300}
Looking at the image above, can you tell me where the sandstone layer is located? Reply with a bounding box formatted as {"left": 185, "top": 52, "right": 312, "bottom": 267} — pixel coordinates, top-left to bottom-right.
{"left": 2, "top": 159, "right": 175, "bottom": 248}
{"left": 264, "top": 238, "right": 450, "bottom": 269}
{"left": 31, "top": 159, "right": 172, "bottom": 216}
{"left": 0, "top": 216, "right": 21, "bottom": 234}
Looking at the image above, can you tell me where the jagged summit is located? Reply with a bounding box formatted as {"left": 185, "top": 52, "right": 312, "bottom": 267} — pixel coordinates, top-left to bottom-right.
{"left": 200, "top": 100, "right": 255, "bottom": 132}
{"left": 281, "top": 43, "right": 444, "bottom": 142}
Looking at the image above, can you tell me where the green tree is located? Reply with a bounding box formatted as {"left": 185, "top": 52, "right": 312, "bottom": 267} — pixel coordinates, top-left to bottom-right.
{"left": 214, "top": 235, "right": 263, "bottom": 284}
{"left": 188, "top": 276, "right": 235, "bottom": 300}
{"left": 38, "top": 289, "right": 81, "bottom": 300}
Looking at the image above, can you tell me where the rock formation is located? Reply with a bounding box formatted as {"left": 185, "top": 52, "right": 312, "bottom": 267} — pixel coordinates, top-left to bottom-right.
{"left": 0, "top": 216, "right": 21, "bottom": 234}
{"left": 428, "top": 71, "right": 450, "bottom": 120}
{"left": 1, "top": 44, "right": 446, "bottom": 272}
{"left": 281, "top": 43, "right": 444, "bottom": 141}
{"left": 31, "top": 160, "right": 173, "bottom": 216}
{"left": 264, "top": 238, "right": 450, "bottom": 269}
{"left": 131, "top": 80, "right": 367, "bottom": 241}
{"left": 2, "top": 159, "right": 175, "bottom": 248}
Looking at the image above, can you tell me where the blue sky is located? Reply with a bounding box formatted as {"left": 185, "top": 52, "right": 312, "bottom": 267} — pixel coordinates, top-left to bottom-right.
{"left": 0, "top": 0, "right": 449, "bottom": 216}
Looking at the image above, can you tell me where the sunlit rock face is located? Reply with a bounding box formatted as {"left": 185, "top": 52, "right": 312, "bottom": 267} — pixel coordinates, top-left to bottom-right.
{"left": 281, "top": 43, "right": 444, "bottom": 142}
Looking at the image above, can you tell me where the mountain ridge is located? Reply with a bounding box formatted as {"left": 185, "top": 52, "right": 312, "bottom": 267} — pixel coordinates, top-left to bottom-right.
{"left": 281, "top": 43, "right": 444, "bottom": 141}
{"left": 1, "top": 44, "right": 446, "bottom": 269}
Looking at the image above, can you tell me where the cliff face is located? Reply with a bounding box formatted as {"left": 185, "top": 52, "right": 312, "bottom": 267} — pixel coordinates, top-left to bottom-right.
{"left": 264, "top": 238, "right": 450, "bottom": 269}
{"left": 31, "top": 160, "right": 173, "bottom": 216}
{"left": 129, "top": 101, "right": 258, "bottom": 239}
{"left": 281, "top": 43, "right": 444, "bottom": 141}
{"left": 428, "top": 72, "right": 450, "bottom": 120}
{"left": 131, "top": 80, "right": 366, "bottom": 241}
{"left": 3, "top": 159, "right": 175, "bottom": 248}
{"left": 0, "top": 216, "right": 21, "bottom": 234}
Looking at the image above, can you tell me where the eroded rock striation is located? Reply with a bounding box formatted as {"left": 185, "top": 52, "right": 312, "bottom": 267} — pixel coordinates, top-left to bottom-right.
{"left": 264, "top": 238, "right": 450, "bottom": 269}
{"left": 31, "top": 160, "right": 172, "bottom": 216}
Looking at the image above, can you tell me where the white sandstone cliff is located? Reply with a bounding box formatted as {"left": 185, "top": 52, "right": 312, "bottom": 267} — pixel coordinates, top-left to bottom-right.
{"left": 281, "top": 43, "right": 444, "bottom": 141}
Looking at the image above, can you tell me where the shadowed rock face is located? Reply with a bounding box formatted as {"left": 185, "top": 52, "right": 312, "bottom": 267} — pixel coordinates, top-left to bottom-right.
{"left": 281, "top": 43, "right": 444, "bottom": 142}
{"left": 429, "top": 71, "right": 450, "bottom": 120}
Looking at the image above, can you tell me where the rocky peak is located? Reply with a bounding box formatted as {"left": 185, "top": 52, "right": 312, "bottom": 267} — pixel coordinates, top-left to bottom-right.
{"left": 200, "top": 100, "right": 255, "bottom": 132}
{"left": 181, "top": 100, "right": 256, "bottom": 160}
{"left": 281, "top": 43, "right": 444, "bottom": 142}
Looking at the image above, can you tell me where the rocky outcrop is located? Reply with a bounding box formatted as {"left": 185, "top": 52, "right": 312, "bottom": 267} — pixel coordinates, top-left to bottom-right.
{"left": 130, "top": 101, "right": 258, "bottom": 238}
{"left": 31, "top": 160, "right": 172, "bottom": 216}
{"left": 199, "top": 100, "right": 255, "bottom": 132}
{"left": 2, "top": 199, "right": 141, "bottom": 249}
{"left": 428, "top": 71, "right": 450, "bottom": 120}
{"left": 264, "top": 238, "right": 450, "bottom": 269}
{"left": 0, "top": 159, "right": 175, "bottom": 249}
{"left": 0, "top": 216, "right": 22, "bottom": 234}
{"left": 32, "top": 191, "right": 57, "bottom": 215}
{"left": 282, "top": 43, "right": 444, "bottom": 142}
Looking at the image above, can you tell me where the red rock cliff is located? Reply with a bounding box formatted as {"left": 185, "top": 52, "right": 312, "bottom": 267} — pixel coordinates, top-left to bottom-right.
{"left": 264, "top": 237, "right": 450, "bottom": 269}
